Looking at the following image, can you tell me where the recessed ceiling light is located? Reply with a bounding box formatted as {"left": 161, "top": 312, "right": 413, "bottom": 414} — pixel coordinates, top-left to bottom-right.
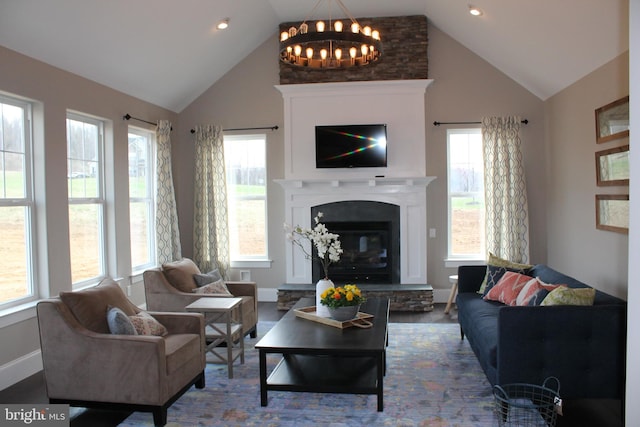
{"left": 468, "top": 5, "right": 483, "bottom": 16}
{"left": 217, "top": 18, "right": 229, "bottom": 30}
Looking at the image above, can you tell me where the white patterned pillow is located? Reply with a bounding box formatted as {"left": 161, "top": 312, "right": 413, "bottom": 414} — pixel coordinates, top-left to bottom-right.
{"left": 193, "top": 279, "right": 232, "bottom": 295}
{"left": 128, "top": 311, "right": 168, "bottom": 336}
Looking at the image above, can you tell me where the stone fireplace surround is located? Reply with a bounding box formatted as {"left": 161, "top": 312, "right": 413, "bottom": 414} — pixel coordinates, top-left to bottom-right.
{"left": 275, "top": 80, "right": 435, "bottom": 311}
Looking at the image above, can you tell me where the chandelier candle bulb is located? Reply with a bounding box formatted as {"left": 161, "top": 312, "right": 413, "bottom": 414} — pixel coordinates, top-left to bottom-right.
{"left": 334, "top": 20, "right": 343, "bottom": 32}
{"left": 281, "top": 32, "right": 289, "bottom": 41}
{"left": 351, "top": 23, "right": 359, "bottom": 33}
{"left": 316, "top": 21, "right": 325, "bottom": 32}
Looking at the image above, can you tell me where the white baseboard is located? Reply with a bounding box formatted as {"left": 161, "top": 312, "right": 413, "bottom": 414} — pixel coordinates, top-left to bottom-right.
{"left": 257, "top": 288, "right": 278, "bottom": 302}
{"left": 0, "top": 349, "right": 42, "bottom": 391}
{"left": 433, "top": 288, "right": 456, "bottom": 304}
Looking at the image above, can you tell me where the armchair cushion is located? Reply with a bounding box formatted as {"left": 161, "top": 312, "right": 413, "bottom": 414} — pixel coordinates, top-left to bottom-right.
{"left": 162, "top": 258, "right": 200, "bottom": 292}
{"left": 107, "top": 306, "right": 137, "bottom": 335}
{"left": 129, "top": 311, "right": 169, "bottom": 336}
{"left": 60, "top": 278, "right": 137, "bottom": 333}
{"left": 193, "top": 269, "right": 223, "bottom": 286}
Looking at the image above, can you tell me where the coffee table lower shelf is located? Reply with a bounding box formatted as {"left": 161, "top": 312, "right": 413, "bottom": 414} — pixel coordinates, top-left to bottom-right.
{"left": 262, "top": 353, "right": 384, "bottom": 411}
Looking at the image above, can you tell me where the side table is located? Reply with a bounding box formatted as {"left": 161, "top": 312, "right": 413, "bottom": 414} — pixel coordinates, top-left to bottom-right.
{"left": 185, "top": 297, "right": 244, "bottom": 378}
{"left": 444, "top": 275, "right": 458, "bottom": 314}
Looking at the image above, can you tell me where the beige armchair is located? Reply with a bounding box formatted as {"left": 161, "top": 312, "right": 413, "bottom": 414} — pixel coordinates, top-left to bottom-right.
{"left": 36, "top": 279, "right": 205, "bottom": 426}
{"left": 143, "top": 259, "right": 258, "bottom": 338}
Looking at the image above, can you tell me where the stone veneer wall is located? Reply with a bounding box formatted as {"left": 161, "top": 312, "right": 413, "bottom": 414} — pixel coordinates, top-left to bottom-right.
{"left": 279, "top": 15, "right": 428, "bottom": 84}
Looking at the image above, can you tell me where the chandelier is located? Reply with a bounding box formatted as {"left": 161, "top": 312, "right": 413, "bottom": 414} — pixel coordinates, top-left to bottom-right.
{"left": 279, "top": 0, "right": 382, "bottom": 69}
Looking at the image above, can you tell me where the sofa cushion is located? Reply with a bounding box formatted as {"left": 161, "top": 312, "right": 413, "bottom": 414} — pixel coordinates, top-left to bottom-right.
{"left": 60, "top": 278, "right": 136, "bottom": 334}
{"left": 516, "top": 279, "right": 566, "bottom": 306}
{"left": 541, "top": 287, "right": 596, "bottom": 306}
{"left": 484, "top": 272, "right": 535, "bottom": 306}
{"left": 479, "top": 253, "right": 533, "bottom": 294}
{"left": 162, "top": 258, "right": 201, "bottom": 292}
{"left": 482, "top": 265, "right": 532, "bottom": 298}
{"left": 107, "top": 306, "right": 137, "bottom": 335}
{"left": 129, "top": 311, "right": 169, "bottom": 336}
{"left": 193, "top": 269, "right": 223, "bottom": 287}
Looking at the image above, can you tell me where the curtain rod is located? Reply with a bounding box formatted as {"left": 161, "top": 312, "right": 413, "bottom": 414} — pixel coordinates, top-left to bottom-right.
{"left": 189, "top": 125, "right": 279, "bottom": 134}
{"left": 123, "top": 113, "right": 173, "bottom": 130}
{"left": 433, "top": 119, "right": 529, "bottom": 126}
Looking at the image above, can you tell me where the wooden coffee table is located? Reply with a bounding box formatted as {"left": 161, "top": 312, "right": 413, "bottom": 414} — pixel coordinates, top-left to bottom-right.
{"left": 255, "top": 297, "right": 390, "bottom": 411}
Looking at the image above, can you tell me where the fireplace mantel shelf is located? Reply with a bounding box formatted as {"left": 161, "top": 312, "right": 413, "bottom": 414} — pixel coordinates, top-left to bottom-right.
{"left": 275, "top": 176, "right": 436, "bottom": 189}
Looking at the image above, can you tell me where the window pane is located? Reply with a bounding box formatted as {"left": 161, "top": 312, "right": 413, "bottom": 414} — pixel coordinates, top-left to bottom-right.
{"left": 69, "top": 204, "right": 102, "bottom": 283}
{"left": 224, "top": 135, "right": 267, "bottom": 259}
{"left": 0, "top": 206, "right": 30, "bottom": 304}
{"left": 129, "top": 201, "right": 152, "bottom": 267}
{"left": 448, "top": 130, "right": 485, "bottom": 257}
{"left": 67, "top": 118, "right": 99, "bottom": 198}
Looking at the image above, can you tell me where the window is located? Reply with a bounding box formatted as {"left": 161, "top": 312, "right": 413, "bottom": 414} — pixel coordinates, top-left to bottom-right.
{"left": 447, "top": 129, "right": 485, "bottom": 259}
{"left": 67, "top": 113, "right": 105, "bottom": 286}
{"left": 0, "top": 96, "right": 35, "bottom": 308}
{"left": 224, "top": 134, "right": 268, "bottom": 261}
{"left": 128, "top": 127, "right": 156, "bottom": 271}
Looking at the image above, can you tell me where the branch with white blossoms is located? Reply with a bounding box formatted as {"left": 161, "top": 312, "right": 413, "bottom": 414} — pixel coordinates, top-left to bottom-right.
{"left": 284, "top": 212, "right": 343, "bottom": 280}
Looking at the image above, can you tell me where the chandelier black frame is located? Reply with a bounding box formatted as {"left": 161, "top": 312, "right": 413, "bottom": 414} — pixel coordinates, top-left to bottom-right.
{"left": 279, "top": 0, "right": 382, "bottom": 69}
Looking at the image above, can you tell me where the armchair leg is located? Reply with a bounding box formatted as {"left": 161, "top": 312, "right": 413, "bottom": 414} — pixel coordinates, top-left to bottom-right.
{"left": 195, "top": 371, "right": 206, "bottom": 389}
{"left": 460, "top": 326, "right": 465, "bottom": 340}
{"left": 250, "top": 326, "right": 257, "bottom": 339}
{"left": 153, "top": 407, "right": 167, "bottom": 426}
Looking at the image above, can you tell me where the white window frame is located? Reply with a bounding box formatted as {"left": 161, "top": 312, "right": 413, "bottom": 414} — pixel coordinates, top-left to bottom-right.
{"left": 446, "top": 128, "right": 486, "bottom": 267}
{"left": 128, "top": 126, "right": 156, "bottom": 273}
{"left": 224, "top": 133, "right": 271, "bottom": 268}
{"left": 0, "top": 95, "right": 36, "bottom": 310}
{"left": 66, "top": 112, "right": 106, "bottom": 288}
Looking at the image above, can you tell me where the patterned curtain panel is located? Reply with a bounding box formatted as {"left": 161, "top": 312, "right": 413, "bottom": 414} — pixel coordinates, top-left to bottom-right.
{"left": 482, "top": 116, "right": 530, "bottom": 263}
{"left": 192, "top": 125, "right": 230, "bottom": 277}
{"left": 155, "top": 120, "right": 182, "bottom": 264}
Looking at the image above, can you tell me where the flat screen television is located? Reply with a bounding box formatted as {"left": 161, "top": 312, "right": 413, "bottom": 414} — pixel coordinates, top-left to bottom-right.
{"left": 315, "top": 124, "right": 388, "bottom": 168}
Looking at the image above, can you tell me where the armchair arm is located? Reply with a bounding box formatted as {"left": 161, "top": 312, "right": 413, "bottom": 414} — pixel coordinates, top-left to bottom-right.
{"left": 225, "top": 281, "right": 257, "bottom": 298}
{"left": 147, "top": 311, "right": 204, "bottom": 336}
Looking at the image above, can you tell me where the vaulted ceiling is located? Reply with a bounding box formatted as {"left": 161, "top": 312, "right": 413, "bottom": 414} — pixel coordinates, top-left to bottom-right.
{"left": 0, "top": 0, "right": 629, "bottom": 112}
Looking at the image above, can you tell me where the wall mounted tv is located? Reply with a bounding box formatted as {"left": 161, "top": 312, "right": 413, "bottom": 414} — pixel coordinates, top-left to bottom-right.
{"left": 315, "top": 124, "right": 388, "bottom": 168}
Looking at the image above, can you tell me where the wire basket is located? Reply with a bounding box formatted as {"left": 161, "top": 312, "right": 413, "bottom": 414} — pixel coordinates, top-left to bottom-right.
{"left": 493, "top": 377, "right": 562, "bottom": 427}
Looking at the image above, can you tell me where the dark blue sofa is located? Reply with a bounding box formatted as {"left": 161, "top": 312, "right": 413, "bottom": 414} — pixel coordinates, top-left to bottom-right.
{"left": 456, "top": 264, "right": 627, "bottom": 399}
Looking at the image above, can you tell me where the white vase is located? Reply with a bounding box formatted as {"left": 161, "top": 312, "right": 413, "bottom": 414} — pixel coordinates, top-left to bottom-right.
{"left": 316, "top": 278, "right": 334, "bottom": 318}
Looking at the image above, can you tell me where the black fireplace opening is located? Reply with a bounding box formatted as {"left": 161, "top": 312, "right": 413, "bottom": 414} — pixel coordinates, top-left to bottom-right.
{"left": 311, "top": 201, "right": 400, "bottom": 284}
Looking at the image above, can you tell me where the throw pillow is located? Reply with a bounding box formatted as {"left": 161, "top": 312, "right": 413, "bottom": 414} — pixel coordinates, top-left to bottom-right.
{"left": 527, "top": 288, "right": 551, "bottom": 306}
{"left": 106, "top": 306, "right": 137, "bottom": 335}
{"left": 540, "top": 287, "right": 596, "bottom": 306}
{"left": 478, "top": 252, "right": 534, "bottom": 294}
{"left": 193, "top": 268, "right": 223, "bottom": 287}
{"left": 482, "top": 265, "right": 532, "bottom": 298}
{"left": 484, "top": 272, "right": 536, "bottom": 305}
{"left": 515, "top": 278, "right": 566, "bottom": 306}
{"left": 162, "top": 258, "right": 201, "bottom": 293}
{"left": 193, "top": 279, "right": 232, "bottom": 295}
{"left": 128, "top": 311, "right": 168, "bottom": 336}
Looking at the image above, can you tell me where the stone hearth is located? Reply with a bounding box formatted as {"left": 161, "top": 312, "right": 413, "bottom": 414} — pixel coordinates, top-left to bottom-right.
{"left": 277, "top": 284, "right": 433, "bottom": 312}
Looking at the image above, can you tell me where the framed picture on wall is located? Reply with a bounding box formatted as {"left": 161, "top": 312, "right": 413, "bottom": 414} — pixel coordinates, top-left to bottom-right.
{"left": 595, "top": 96, "right": 629, "bottom": 144}
{"left": 595, "top": 194, "right": 629, "bottom": 234}
{"left": 595, "top": 145, "right": 629, "bottom": 186}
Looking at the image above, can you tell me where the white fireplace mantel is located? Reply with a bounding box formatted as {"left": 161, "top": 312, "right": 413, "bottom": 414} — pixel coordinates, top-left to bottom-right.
{"left": 277, "top": 177, "right": 436, "bottom": 285}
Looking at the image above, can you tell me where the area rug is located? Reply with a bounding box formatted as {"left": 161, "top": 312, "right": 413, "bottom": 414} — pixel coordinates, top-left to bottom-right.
{"left": 120, "top": 322, "right": 496, "bottom": 426}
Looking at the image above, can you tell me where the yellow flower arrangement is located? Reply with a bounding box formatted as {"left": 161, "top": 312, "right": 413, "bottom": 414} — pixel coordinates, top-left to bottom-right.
{"left": 319, "top": 284, "right": 366, "bottom": 308}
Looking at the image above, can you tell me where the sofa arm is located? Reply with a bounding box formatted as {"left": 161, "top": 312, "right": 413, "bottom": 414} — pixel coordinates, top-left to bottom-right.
{"left": 497, "top": 304, "right": 626, "bottom": 399}
{"left": 457, "top": 265, "right": 486, "bottom": 293}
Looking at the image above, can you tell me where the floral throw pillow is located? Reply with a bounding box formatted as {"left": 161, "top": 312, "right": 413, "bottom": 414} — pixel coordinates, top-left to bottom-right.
{"left": 193, "top": 279, "right": 232, "bottom": 295}
{"left": 128, "top": 311, "right": 168, "bottom": 336}
{"left": 484, "top": 272, "right": 536, "bottom": 306}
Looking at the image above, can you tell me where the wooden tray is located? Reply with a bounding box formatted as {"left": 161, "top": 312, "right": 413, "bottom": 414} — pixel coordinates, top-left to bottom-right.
{"left": 293, "top": 306, "right": 374, "bottom": 329}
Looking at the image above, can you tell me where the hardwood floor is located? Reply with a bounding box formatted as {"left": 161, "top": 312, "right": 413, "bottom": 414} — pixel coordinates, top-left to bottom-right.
{"left": 0, "top": 302, "right": 458, "bottom": 426}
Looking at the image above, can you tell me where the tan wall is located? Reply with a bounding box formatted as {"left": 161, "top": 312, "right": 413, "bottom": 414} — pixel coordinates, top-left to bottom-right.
{"left": 177, "top": 24, "right": 547, "bottom": 299}
{"left": 545, "top": 53, "right": 629, "bottom": 299}
{"left": 0, "top": 45, "right": 177, "bottom": 373}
